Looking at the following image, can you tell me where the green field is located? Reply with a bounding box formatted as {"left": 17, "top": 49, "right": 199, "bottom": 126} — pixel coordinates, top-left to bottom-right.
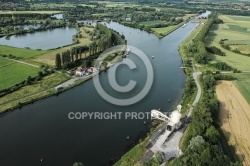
{"left": 0, "top": 57, "right": 41, "bottom": 90}
{"left": 0, "top": 72, "right": 69, "bottom": 113}
{"left": 139, "top": 20, "right": 165, "bottom": 26}
{"left": 224, "top": 40, "right": 250, "bottom": 45}
{"left": 151, "top": 24, "right": 182, "bottom": 38}
{"left": 230, "top": 73, "right": 250, "bottom": 104}
{"left": 0, "top": 45, "right": 49, "bottom": 59}
{"left": 205, "top": 15, "right": 250, "bottom": 70}
{"left": 0, "top": 11, "right": 61, "bottom": 14}
{"left": 225, "top": 15, "right": 250, "bottom": 22}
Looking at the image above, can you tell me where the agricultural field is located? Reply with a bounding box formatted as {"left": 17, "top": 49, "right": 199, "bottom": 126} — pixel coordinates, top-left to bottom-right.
{"left": 0, "top": 11, "right": 61, "bottom": 14}
{"left": 229, "top": 73, "right": 250, "bottom": 104}
{"left": 216, "top": 81, "right": 250, "bottom": 166}
{"left": 0, "top": 45, "right": 50, "bottom": 59}
{"left": 0, "top": 73, "right": 69, "bottom": 113}
{"left": 0, "top": 57, "right": 41, "bottom": 90}
{"left": 205, "top": 15, "right": 250, "bottom": 70}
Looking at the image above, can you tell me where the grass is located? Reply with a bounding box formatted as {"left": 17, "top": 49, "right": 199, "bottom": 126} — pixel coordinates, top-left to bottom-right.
{"left": 0, "top": 73, "right": 68, "bottom": 107}
{"left": 0, "top": 57, "right": 41, "bottom": 90}
{"left": 151, "top": 24, "right": 182, "bottom": 38}
{"left": 205, "top": 15, "right": 250, "bottom": 70}
{"left": 113, "top": 143, "right": 145, "bottom": 166}
{"left": 0, "top": 45, "right": 50, "bottom": 59}
{"left": 139, "top": 20, "right": 165, "bottom": 26}
{"left": 0, "top": 11, "right": 61, "bottom": 14}
{"left": 230, "top": 45, "right": 250, "bottom": 55}
{"left": 224, "top": 40, "right": 250, "bottom": 45}
{"left": 225, "top": 15, "right": 250, "bottom": 22}
{"left": 33, "top": 26, "right": 93, "bottom": 66}
{"left": 228, "top": 73, "right": 250, "bottom": 104}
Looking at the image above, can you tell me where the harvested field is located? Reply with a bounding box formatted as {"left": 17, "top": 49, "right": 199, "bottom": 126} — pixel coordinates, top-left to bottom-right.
{"left": 216, "top": 81, "right": 250, "bottom": 166}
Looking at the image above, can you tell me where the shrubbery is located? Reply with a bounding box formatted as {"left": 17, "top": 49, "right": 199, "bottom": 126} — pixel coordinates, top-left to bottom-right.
{"left": 170, "top": 71, "right": 239, "bottom": 165}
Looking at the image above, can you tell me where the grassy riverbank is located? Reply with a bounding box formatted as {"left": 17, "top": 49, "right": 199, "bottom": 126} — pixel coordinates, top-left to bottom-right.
{"left": 0, "top": 23, "right": 126, "bottom": 114}
{"left": 0, "top": 73, "right": 69, "bottom": 113}
{"left": 151, "top": 23, "right": 184, "bottom": 38}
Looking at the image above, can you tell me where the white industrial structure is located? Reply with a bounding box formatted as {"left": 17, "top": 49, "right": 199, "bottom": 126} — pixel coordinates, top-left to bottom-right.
{"left": 151, "top": 105, "right": 182, "bottom": 149}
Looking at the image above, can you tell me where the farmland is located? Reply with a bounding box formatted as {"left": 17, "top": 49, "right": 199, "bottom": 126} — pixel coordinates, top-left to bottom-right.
{"left": 0, "top": 11, "right": 61, "bottom": 14}
{"left": 229, "top": 73, "right": 250, "bottom": 104}
{"left": 0, "top": 45, "right": 50, "bottom": 59}
{"left": 0, "top": 73, "right": 69, "bottom": 113}
{"left": 216, "top": 81, "right": 250, "bottom": 166}
{"left": 205, "top": 15, "right": 250, "bottom": 70}
{"left": 0, "top": 57, "right": 41, "bottom": 90}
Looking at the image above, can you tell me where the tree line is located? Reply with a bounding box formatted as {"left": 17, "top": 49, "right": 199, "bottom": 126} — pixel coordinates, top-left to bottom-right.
{"left": 55, "top": 24, "right": 126, "bottom": 69}
{"left": 169, "top": 71, "right": 241, "bottom": 166}
{"left": 55, "top": 45, "right": 89, "bottom": 69}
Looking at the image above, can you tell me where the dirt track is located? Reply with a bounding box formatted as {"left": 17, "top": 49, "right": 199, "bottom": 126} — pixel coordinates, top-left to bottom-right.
{"left": 216, "top": 81, "right": 250, "bottom": 166}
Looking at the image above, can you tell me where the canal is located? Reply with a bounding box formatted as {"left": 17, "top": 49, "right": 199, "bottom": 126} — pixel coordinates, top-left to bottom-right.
{"left": 0, "top": 21, "right": 199, "bottom": 166}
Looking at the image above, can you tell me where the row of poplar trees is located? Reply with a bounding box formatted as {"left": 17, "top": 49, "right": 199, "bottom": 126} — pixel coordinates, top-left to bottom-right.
{"left": 55, "top": 23, "right": 113, "bottom": 69}
{"left": 55, "top": 45, "right": 89, "bottom": 69}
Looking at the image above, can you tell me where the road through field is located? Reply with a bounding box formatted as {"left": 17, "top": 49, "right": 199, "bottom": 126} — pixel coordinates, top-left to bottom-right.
{"left": 216, "top": 81, "right": 250, "bottom": 166}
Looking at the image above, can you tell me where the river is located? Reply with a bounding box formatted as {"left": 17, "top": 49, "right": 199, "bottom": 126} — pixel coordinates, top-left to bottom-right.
{"left": 0, "top": 21, "right": 199, "bottom": 166}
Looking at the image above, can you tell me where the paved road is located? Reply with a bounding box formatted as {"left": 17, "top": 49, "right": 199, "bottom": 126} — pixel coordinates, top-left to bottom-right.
{"left": 187, "top": 71, "right": 202, "bottom": 117}
{"left": 140, "top": 70, "right": 202, "bottom": 164}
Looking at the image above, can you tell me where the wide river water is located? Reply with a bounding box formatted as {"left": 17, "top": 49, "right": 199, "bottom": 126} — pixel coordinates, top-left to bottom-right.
{"left": 0, "top": 21, "right": 199, "bottom": 165}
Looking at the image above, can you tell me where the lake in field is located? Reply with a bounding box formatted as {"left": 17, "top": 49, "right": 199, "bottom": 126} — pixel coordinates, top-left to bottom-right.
{"left": 0, "top": 27, "right": 77, "bottom": 50}
{"left": 0, "top": 20, "right": 200, "bottom": 165}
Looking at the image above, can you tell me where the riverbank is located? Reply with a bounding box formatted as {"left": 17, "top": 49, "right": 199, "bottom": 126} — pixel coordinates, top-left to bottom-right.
{"left": 112, "top": 22, "right": 202, "bottom": 165}
{"left": 0, "top": 25, "right": 126, "bottom": 114}
{"left": 151, "top": 22, "right": 185, "bottom": 38}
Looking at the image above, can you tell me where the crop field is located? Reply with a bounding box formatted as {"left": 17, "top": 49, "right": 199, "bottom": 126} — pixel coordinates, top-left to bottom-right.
{"left": 225, "top": 15, "right": 250, "bottom": 22}
{"left": 0, "top": 73, "right": 69, "bottom": 113}
{"left": 223, "top": 40, "right": 250, "bottom": 45}
{"left": 230, "top": 45, "right": 250, "bottom": 54}
{"left": 216, "top": 81, "right": 250, "bottom": 165}
{"left": 229, "top": 73, "right": 250, "bottom": 104}
{"left": 0, "top": 45, "right": 50, "bottom": 59}
{"left": 205, "top": 15, "right": 250, "bottom": 70}
{"left": 0, "top": 11, "right": 61, "bottom": 14}
{"left": 0, "top": 57, "right": 41, "bottom": 90}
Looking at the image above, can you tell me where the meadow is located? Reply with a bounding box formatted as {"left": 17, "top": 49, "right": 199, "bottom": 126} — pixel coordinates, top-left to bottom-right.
{"left": 34, "top": 26, "right": 93, "bottom": 65}
{"left": 151, "top": 24, "right": 182, "bottom": 38}
{"left": 0, "top": 57, "right": 41, "bottom": 90}
{"left": 0, "top": 73, "right": 69, "bottom": 113}
{"left": 205, "top": 15, "right": 250, "bottom": 70}
{"left": 230, "top": 73, "right": 250, "bottom": 104}
{"left": 0, "top": 11, "right": 61, "bottom": 14}
{"left": 0, "top": 45, "right": 50, "bottom": 59}
{"left": 139, "top": 20, "right": 165, "bottom": 26}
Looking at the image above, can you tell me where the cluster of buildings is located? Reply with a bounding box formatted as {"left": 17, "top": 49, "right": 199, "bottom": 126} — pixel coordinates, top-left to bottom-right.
{"left": 75, "top": 66, "right": 97, "bottom": 77}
